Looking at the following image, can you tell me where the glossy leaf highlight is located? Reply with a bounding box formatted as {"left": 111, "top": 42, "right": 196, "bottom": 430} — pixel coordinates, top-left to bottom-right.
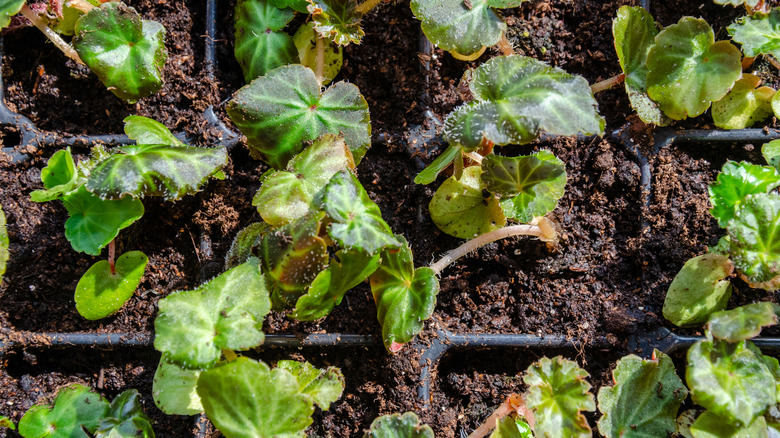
{"left": 729, "top": 9, "right": 780, "bottom": 59}
{"left": 709, "top": 161, "right": 780, "bottom": 228}
{"left": 410, "top": 0, "right": 506, "bottom": 56}
{"left": 709, "top": 302, "right": 780, "bottom": 342}
{"left": 726, "top": 193, "right": 780, "bottom": 290}
{"left": 234, "top": 0, "right": 297, "bottom": 82}
{"left": 75, "top": 251, "right": 148, "bottom": 320}
{"left": 663, "top": 254, "right": 733, "bottom": 327}
{"left": 63, "top": 187, "right": 144, "bottom": 255}
{"left": 152, "top": 357, "right": 203, "bottom": 416}
{"left": 712, "top": 74, "right": 775, "bottom": 130}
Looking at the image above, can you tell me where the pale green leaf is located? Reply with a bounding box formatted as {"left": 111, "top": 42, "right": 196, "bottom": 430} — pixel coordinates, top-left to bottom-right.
{"left": 663, "top": 254, "right": 734, "bottom": 327}
{"left": 75, "top": 251, "right": 148, "bottom": 320}
{"left": 152, "top": 357, "right": 203, "bottom": 416}
{"left": 276, "top": 360, "right": 345, "bottom": 410}
{"left": 364, "top": 412, "right": 434, "bottom": 438}
{"left": 712, "top": 74, "right": 775, "bottom": 130}
{"left": 709, "top": 302, "right": 780, "bottom": 342}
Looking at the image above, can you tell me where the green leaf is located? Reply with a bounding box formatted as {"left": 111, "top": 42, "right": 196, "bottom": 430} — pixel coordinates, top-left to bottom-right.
{"left": 0, "top": 205, "right": 7, "bottom": 282}
{"left": 726, "top": 193, "right": 780, "bottom": 290}
{"left": 123, "top": 115, "right": 184, "bottom": 147}
{"left": 690, "top": 411, "right": 767, "bottom": 438}
{"left": 75, "top": 251, "right": 148, "bottom": 320}
{"left": 290, "top": 249, "right": 380, "bottom": 321}
{"left": 254, "top": 134, "right": 355, "bottom": 227}
{"left": 225, "top": 222, "right": 272, "bottom": 270}
{"left": 197, "top": 357, "right": 314, "bottom": 438}
{"left": 410, "top": 0, "right": 505, "bottom": 56}
{"left": 730, "top": 9, "right": 780, "bottom": 59}
{"left": 713, "top": 74, "right": 775, "bottom": 129}
{"left": 63, "top": 187, "right": 144, "bottom": 256}
{"left": 270, "top": 0, "right": 309, "bottom": 12}
{"left": 763, "top": 139, "right": 780, "bottom": 169}
{"left": 663, "top": 254, "right": 734, "bottom": 327}
{"left": 490, "top": 416, "right": 533, "bottom": 438}
{"left": 597, "top": 351, "right": 687, "bottom": 438}
{"left": 19, "top": 384, "right": 110, "bottom": 438}
{"left": 0, "top": 0, "right": 24, "bottom": 29}
{"left": 714, "top": 0, "right": 760, "bottom": 6}
{"left": 709, "top": 161, "right": 780, "bottom": 228}
{"left": 308, "top": 0, "right": 364, "bottom": 46}
{"left": 443, "top": 55, "right": 604, "bottom": 150}
{"left": 317, "top": 170, "right": 402, "bottom": 254}
{"left": 524, "top": 356, "right": 595, "bottom": 438}
{"left": 154, "top": 258, "right": 271, "bottom": 369}
{"left": 94, "top": 390, "right": 154, "bottom": 438}
{"left": 709, "top": 302, "right": 780, "bottom": 342}
{"left": 0, "top": 415, "right": 14, "bottom": 431}
{"left": 687, "top": 338, "right": 775, "bottom": 426}
{"left": 364, "top": 412, "right": 434, "bottom": 438}
{"left": 482, "top": 150, "right": 566, "bottom": 223}
{"left": 293, "top": 22, "right": 343, "bottom": 86}
{"left": 234, "top": 0, "right": 297, "bottom": 83}
{"left": 429, "top": 165, "right": 506, "bottom": 239}
{"left": 152, "top": 357, "right": 203, "bottom": 416}
{"left": 276, "top": 360, "right": 345, "bottom": 410}
{"left": 414, "top": 145, "right": 462, "bottom": 185}
{"left": 369, "top": 236, "right": 439, "bottom": 352}
{"left": 85, "top": 144, "right": 228, "bottom": 201}
{"left": 30, "top": 148, "right": 79, "bottom": 202}
{"left": 227, "top": 64, "right": 371, "bottom": 169}
{"left": 646, "top": 17, "right": 742, "bottom": 120}
{"left": 49, "top": 0, "right": 100, "bottom": 36}
{"left": 73, "top": 2, "right": 167, "bottom": 103}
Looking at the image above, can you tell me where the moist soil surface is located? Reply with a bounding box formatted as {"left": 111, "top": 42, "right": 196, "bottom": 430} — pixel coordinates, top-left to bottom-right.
{"left": 1, "top": 0, "right": 778, "bottom": 436}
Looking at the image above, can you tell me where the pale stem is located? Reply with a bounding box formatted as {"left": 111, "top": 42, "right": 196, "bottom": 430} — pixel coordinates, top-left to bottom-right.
{"left": 590, "top": 73, "right": 625, "bottom": 94}
{"left": 768, "top": 56, "right": 780, "bottom": 71}
{"left": 468, "top": 394, "right": 535, "bottom": 438}
{"left": 315, "top": 37, "right": 326, "bottom": 85}
{"left": 497, "top": 33, "right": 515, "bottom": 56}
{"left": 355, "top": 0, "right": 383, "bottom": 15}
{"left": 222, "top": 349, "right": 238, "bottom": 362}
{"left": 108, "top": 240, "right": 116, "bottom": 275}
{"left": 20, "top": 5, "right": 84, "bottom": 65}
{"left": 464, "top": 152, "right": 484, "bottom": 164}
{"left": 66, "top": 0, "right": 96, "bottom": 14}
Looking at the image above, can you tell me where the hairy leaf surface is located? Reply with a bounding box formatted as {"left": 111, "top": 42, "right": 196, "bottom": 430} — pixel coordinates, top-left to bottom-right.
{"left": 63, "top": 187, "right": 144, "bottom": 255}
{"left": 709, "top": 302, "right": 780, "bottom": 342}
{"left": 712, "top": 74, "right": 775, "bottom": 130}
{"left": 75, "top": 251, "right": 148, "bottom": 320}
{"left": 430, "top": 166, "right": 506, "bottom": 239}
{"left": 709, "top": 161, "right": 780, "bottom": 227}
{"left": 293, "top": 22, "right": 343, "bottom": 85}
{"left": 308, "top": 0, "right": 364, "bottom": 45}
{"left": 410, "top": 0, "right": 509, "bottom": 56}
{"left": 730, "top": 9, "right": 780, "bottom": 60}
{"left": 19, "top": 384, "right": 109, "bottom": 438}
{"left": 365, "top": 412, "right": 434, "bottom": 438}
{"left": 727, "top": 193, "right": 780, "bottom": 290}
{"left": 277, "top": 360, "right": 345, "bottom": 409}
{"left": 224, "top": 222, "right": 271, "bottom": 270}
{"left": 663, "top": 254, "right": 733, "bottom": 327}
{"left": 152, "top": 357, "right": 203, "bottom": 416}
{"left": 234, "top": 0, "right": 297, "bottom": 82}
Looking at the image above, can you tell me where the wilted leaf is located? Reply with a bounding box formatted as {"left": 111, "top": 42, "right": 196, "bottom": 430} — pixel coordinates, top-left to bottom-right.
{"left": 709, "top": 161, "right": 780, "bottom": 228}
{"left": 152, "top": 357, "right": 203, "bottom": 416}
{"left": 234, "top": 0, "right": 297, "bottom": 82}
{"left": 75, "top": 251, "right": 148, "bottom": 320}
{"left": 364, "top": 412, "right": 434, "bottom": 438}
{"left": 19, "top": 384, "right": 110, "bottom": 438}
{"left": 277, "top": 360, "right": 345, "bottom": 410}
{"left": 709, "top": 302, "right": 780, "bottom": 342}
{"left": 712, "top": 74, "right": 775, "bottom": 129}
{"left": 663, "top": 254, "right": 734, "bottom": 327}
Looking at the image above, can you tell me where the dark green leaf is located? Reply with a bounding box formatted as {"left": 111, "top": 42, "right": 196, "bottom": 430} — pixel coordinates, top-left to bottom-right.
{"left": 154, "top": 258, "right": 271, "bottom": 369}
{"left": 269, "top": 0, "right": 309, "bottom": 12}
{"left": 308, "top": 0, "right": 364, "bottom": 46}
{"left": 123, "top": 115, "right": 183, "bottom": 147}
{"left": 234, "top": 0, "right": 297, "bottom": 82}
{"left": 712, "top": 74, "right": 775, "bottom": 130}
{"left": 318, "top": 170, "right": 402, "bottom": 254}
{"left": 663, "top": 254, "right": 734, "bottom": 327}
{"left": 370, "top": 236, "right": 439, "bottom": 352}
{"left": 414, "top": 145, "right": 462, "bottom": 185}
{"left": 729, "top": 9, "right": 780, "bottom": 60}
{"left": 75, "top": 251, "right": 148, "bottom": 320}
{"left": 95, "top": 390, "right": 154, "bottom": 438}
{"left": 19, "top": 384, "right": 110, "bottom": 438}
{"left": 709, "top": 302, "right": 780, "bottom": 342}
{"left": 709, "top": 161, "right": 780, "bottom": 228}
{"left": 690, "top": 411, "right": 767, "bottom": 438}
{"left": 0, "top": 0, "right": 25, "bottom": 29}
{"left": 410, "top": 0, "right": 505, "bottom": 56}
{"left": 152, "top": 357, "right": 203, "bottom": 416}
{"left": 85, "top": 144, "right": 228, "bottom": 201}
{"left": 30, "top": 148, "right": 78, "bottom": 202}
{"left": 73, "top": 2, "right": 167, "bottom": 103}
{"left": 63, "top": 186, "right": 144, "bottom": 255}
{"left": 227, "top": 64, "right": 371, "bottom": 169}
{"left": 726, "top": 193, "right": 780, "bottom": 290}
{"left": 276, "top": 360, "right": 345, "bottom": 410}
{"left": 225, "top": 222, "right": 272, "bottom": 270}
{"left": 364, "top": 412, "right": 434, "bottom": 438}
{"left": 293, "top": 21, "right": 343, "bottom": 86}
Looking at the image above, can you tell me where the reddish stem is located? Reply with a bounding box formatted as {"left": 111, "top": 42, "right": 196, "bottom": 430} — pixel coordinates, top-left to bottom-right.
{"left": 108, "top": 240, "right": 116, "bottom": 275}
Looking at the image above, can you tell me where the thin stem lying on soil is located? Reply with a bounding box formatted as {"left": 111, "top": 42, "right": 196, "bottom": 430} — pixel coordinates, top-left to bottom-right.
{"left": 590, "top": 73, "right": 624, "bottom": 94}
{"left": 468, "top": 394, "right": 535, "bottom": 438}
{"left": 20, "top": 5, "right": 84, "bottom": 65}
{"left": 355, "top": 0, "right": 383, "bottom": 15}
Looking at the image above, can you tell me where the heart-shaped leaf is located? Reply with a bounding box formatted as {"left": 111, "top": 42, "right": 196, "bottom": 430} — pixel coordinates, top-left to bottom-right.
{"left": 687, "top": 338, "right": 775, "bottom": 426}
{"left": 690, "top": 411, "right": 767, "bottom": 438}
{"left": 663, "top": 254, "right": 734, "bottom": 327}
{"left": 293, "top": 22, "right": 343, "bottom": 86}
{"left": 308, "top": 0, "right": 364, "bottom": 45}
{"left": 370, "top": 236, "right": 439, "bottom": 352}
{"left": 197, "top": 357, "right": 315, "bottom": 438}
{"left": 646, "top": 17, "right": 742, "bottom": 120}
{"left": 317, "top": 170, "right": 402, "bottom": 254}
{"left": 234, "top": 0, "right": 297, "bottom": 82}
{"left": 75, "top": 251, "right": 148, "bottom": 320}
{"left": 154, "top": 258, "right": 271, "bottom": 369}
{"left": 30, "top": 148, "right": 79, "bottom": 202}
{"left": 726, "top": 193, "right": 780, "bottom": 290}
{"left": 86, "top": 144, "right": 228, "bottom": 201}
{"left": 63, "top": 186, "right": 144, "bottom": 255}
{"left": 269, "top": 0, "right": 309, "bottom": 13}
{"left": 152, "top": 357, "right": 203, "bottom": 416}
{"left": 73, "top": 2, "right": 167, "bottom": 103}
{"left": 291, "top": 249, "right": 380, "bottom": 321}
{"left": 0, "top": 206, "right": 7, "bottom": 282}
{"left": 729, "top": 9, "right": 780, "bottom": 60}
{"left": 123, "top": 115, "right": 184, "bottom": 147}
{"left": 225, "top": 222, "right": 272, "bottom": 270}
{"left": 0, "top": 0, "right": 25, "bottom": 29}
{"left": 524, "top": 356, "right": 595, "bottom": 438}
{"left": 709, "top": 302, "right": 780, "bottom": 342}
{"left": 597, "top": 351, "right": 687, "bottom": 438}
{"left": 443, "top": 56, "right": 604, "bottom": 150}
{"left": 709, "top": 161, "right": 780, "bottom": 228}
{"left": 19, "top": 384, "right": 110, "bottom": 438}
{"left": 277, "top": 360, "right": 345, "bottom": 410}
{"left": 227, "top": 64, "right": 370, "bottom": 169}
{"left": 254, "top": 134, "right": 355, "bottom": 227}
{"left": 95, "top": 390, "right": 154, "bottom": 438}
{"left": 482, "top": 150, "right": 566, "bottom": 223}
{"left": 430, "top": 165, "right": 506, "bottom": 239}
{"left": 410, "top": 0, "right": 506, "bottom": 56}
{"left": 712, "top": 74, "right": 775, "bottom": 130}
{"left": 365, "top": 412, "right": 434, "bottom": 438}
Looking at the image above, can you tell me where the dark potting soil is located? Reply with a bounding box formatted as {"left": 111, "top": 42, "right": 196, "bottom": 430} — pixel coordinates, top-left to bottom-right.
{"left": 2, "top": 0, "right": 779, "bottom": 435}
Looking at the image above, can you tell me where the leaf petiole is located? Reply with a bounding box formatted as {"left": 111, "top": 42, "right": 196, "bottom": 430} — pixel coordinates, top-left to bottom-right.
{"left": 108, "top": 239, "right": 116, "bottom": 275}
{"left": 590, "top": 73, "right": 625, "bottom": 94}
{"left": 20, "top": 5, "right": 83, "bottom": 64}
{"left": 468, "top": 393, "right": 534, "bottom": 438}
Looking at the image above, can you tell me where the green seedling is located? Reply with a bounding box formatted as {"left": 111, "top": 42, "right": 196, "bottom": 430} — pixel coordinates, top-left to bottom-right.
{"left": 663, "top": 254, "right": 734, "bottom": 327}
{"left": 364, "top": 412, "right": 434, "bottom": 438}
{"left": 715, "top": 0, "right": 761, "bottom": 7}
{"left": 0, "top": 416, "right": 14, "bottom": 431}
{"left": 75, "top": 250, "right": 148, "bottom": 320}
{"left": 490, "top": 416, "right": 533, "bottom": 438}
{"left": 234, "top": 0, "right": 298, "bottom": 82}
{"left": 467, "top": 394, "right": 533, "bottom": 438}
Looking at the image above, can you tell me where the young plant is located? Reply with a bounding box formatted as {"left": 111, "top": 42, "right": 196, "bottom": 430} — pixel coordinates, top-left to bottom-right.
{"left": 364, "top": 412, "right": 434, "bottom": 438}
{"left": 2, "top": 0, "right": 167, "bottom": 103}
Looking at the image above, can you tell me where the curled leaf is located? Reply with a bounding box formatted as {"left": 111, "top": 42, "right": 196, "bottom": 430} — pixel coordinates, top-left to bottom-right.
{"left": 277, "top": 360, "right": 345, "bottom": 410}
{"left": 123, "top": 115, "right": 184, "bottom": 147}
{"left": 225, "top": 222, "right": 271, "bottom": 270}
{"left": 709, "top": 302, "right": 780, "bottom": 343}
{"left": 663, "top": 254, "right": 734, "bottom": 327}
{"left": 30, "top": 148, "right": 78, "bottom": 202}
{"left": 308, "top": 0, "right": 364, "bottom": 45}
{"left": 726, "top": 193, "right": 780, "bottom": 290}
{"left": 414, "top": 145, "right": 462, "bottom": 185}
{"left": 95, "top": 390, "right": 154, "bottom": 438}
{"left": 293, "top": 21, "right": 343, "bottom": 85}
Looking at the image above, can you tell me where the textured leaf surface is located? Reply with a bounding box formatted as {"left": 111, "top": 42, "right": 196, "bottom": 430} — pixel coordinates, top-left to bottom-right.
{"left": 709, "top": 161, "right": 780, "bottom": 228}
{"left": 152, "top": 357, "right": 203, "bottom": 416}
{"left": 293, "top": 22, "right": 343, "bottom": 85}
{"left": 443, "top": 56, "right": 604, "bottom": 150}
{"left": 94, "top": 390, "right": 154, "bottom": 438}
{"left": 0, "top": 0, "right": 25, "bottom": 29}
{"left": 254, "top": 134, "right": 354, "bottom": 227}
{"left": 410, "top": 0, "right": 505, "bottom": 56}
{"left": 73, "top": 2, "right": 167, "bottom": 103}
{"left": 63, "top": 187, "right": 144, "bottom": 255}
{"left": 86, "top": 144, "right": 227, "bottom": 201}
{"left": 414, "top": 145, "right": 461, "bottom": 185}
{"left": 730, "top": 9, "right": 780, "bottom": 60}
{"left": 269, "top": 0, "right": 309, "bottom": 12}
{"left": 490, "top": 416, "right": 533, "bottom": 438}
{"left": 30, "top": 148, "right": 78, "bottom": 202}
{"left": 224, "top": 222, "right": 271, "bottom": 270}
{"left": 597, "top": 351, "right": 687, "bottom": 438}
{"left": 690, "top": 411, "right": 767, "bottom": 438}
{"left": 197, "top": 357, "right": 314, "bottom": 438}
{"left": 370, "top": 236, "right": 439, "bottom": 352}
{"left": 687, "top": 339, "right": 775, "bottom": 426}
{"left": 226, "top": 64, "right": 370, "bottom": 169}
{"left": 712, "top": 74, "right": 775, "bottom": 130}
{"left": 277, "top": 360, "right": 345, "bottom": 410}
{"left": 646, "top": 17, "right": 742, "bottom": 120}
{"left": 234, "top": 0, "right": 297, "bottom": 82}
{"left": 308, "top": 0, "right": 364, "bottom": 45}
{"left": 763, "top": 139, "right": 780, "bottom": 169}
{"left": 727, "top": 193, "right": 780, "bottom": 290}
{"left": 154, "top": 259, "right": 270, "bottom": 369}
{"left": 75, "top": 251, "right": 148, "bottom": 320}
{"left": 0, "top": 205, "right": 7, "bottom": 282}
{"left": 663, "top": 254, "right": 733, "bottom": 326}
{"left": 430, "top": 165, "right": 506, "bottom": 239}
{"left": 709, "top": 302, "right": 780, "bottom": 342}
{"left": 365, "top": 412, "right": 434, "bottom": 438}
{"left": 524, "top": 356, "right": 595, "bottom": 438}
{"left": 318, "top": 170, "right": 402, "bottom": 254}
{"left": 19, "top": 384, "right": 109, "bottom": 438}
{"left": 124, "top": 115, "right": 183, "bottom": 147}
